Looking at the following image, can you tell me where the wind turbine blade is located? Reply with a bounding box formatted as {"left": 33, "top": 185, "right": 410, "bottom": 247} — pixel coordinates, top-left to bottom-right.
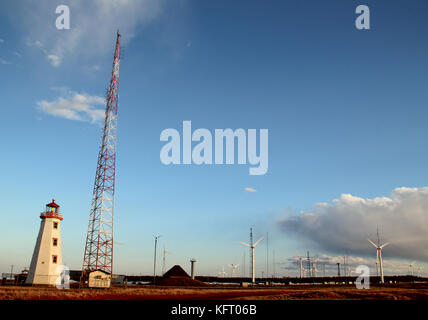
{"left": 253, "top": 237, "right": 263, "bottom": 247}
{"left": 367, "top": 239, "right": 378, "bottom": 248}
{"left": 380, "top": 242, "right": 389, "bottom": 249}
{"left": 240, "top": 242, "right": 251, "bottom": 247}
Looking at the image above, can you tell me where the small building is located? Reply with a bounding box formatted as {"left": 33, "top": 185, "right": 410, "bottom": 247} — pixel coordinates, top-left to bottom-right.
{"left": 88, "top": 270, "right": 111, "bottom": 288}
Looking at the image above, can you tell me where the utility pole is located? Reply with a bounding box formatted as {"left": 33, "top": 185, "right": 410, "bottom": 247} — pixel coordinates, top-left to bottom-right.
{"left": 343, "top": 256, "right": 346, "bottom": 277}
{"left": 153, "top": 235, "right": 161, "bottom": 285}
{"left": 162, "top": 245, "right": 166, "bottom": 275}
{"left": 243, "top": 251, "right": 246, "bottom": 278}
{"left": 162, "top": 245, "right": 171, "bottom": 276}
{"left": 266, "top": 232, "right": 269, "bottom": 279}
{"left": 337, "top": 263, "right": 341, "bottom": 277}
{"left": 10, "top": 265, "right": 14, "bottom": 283}
{"left": 272, "top": 250, "right": 275, "bottom": 278}
{"left": 307, "top": 251, "right": 311, "bottom": 278}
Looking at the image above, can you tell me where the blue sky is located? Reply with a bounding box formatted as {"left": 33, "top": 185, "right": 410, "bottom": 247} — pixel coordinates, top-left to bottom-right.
{"left": 1, "top": 0, "right": 428, "bottom": 277}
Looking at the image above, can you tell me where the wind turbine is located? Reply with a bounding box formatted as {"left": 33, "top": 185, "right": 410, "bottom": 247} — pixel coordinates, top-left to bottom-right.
{"left": 240, "top": 228, "right": 263, "bottom": 283}
{"left": 218, "top": 266, "right": 227, "bottom": 278}
{"left": 408, "top": 261, "right": 415, "bottom": 276}
{"left": 229, "top": 264, "right": 239, "bottom": 277}
{"left": 312, "top": 260, "right": 318, "bottom": 278}
{"left": 368, "top": 231, "right": 389, "bottom": 284}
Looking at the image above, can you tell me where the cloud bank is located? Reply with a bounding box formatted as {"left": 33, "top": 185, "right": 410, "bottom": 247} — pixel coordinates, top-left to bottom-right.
{"left": 278, "top": 187, "right": 428, "bottom": 261}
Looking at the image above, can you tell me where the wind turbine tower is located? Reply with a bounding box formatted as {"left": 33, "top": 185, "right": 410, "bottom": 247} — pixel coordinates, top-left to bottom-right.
{"left": 408, "top": 262, "right": 415, "bottom": 277}
{"left": 312, "top": 261, "right": 318, "bottom": 277}
{"left": 240, "top": 228, "right": 263, "bottom": 283}
{"left": 368, "top": 229, "right": 389, "bottom": 284}
{"left": 298, "top": 255, "right": 303, "bottom": 278}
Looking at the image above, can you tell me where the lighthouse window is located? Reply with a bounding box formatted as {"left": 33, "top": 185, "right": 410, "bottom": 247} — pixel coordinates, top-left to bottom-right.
{"left": 53, "top": 222, "right": 58, "bottom": 229}
{"left": 53, "top": 238, "right": 58, "bottom": 246}
{"left": 52, "top": 255, "right": 57, "bottom": 264}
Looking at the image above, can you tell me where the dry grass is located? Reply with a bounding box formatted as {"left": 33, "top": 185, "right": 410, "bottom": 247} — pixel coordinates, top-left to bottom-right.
{"left": 1, "top": 284, "right": 428, "bottom": 300}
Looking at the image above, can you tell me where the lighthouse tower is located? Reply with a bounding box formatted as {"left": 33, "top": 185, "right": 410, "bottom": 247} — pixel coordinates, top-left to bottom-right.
{"left": 26, "top": 199, "right": 63, "bottom": 286}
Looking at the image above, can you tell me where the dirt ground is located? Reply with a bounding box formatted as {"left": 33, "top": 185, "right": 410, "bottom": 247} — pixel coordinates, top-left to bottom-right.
{"left": 1, "top": 283, "right": 428, "bottom": 300}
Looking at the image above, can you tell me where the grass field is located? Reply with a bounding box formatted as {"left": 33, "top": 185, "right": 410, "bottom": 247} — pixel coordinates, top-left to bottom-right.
{"left": 1, "top": 284, "right": 428, "bottom": 300}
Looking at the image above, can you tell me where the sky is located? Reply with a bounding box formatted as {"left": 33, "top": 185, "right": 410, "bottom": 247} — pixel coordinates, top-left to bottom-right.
{"left": 1, "top": 0, "right": 428, "bottom": 278}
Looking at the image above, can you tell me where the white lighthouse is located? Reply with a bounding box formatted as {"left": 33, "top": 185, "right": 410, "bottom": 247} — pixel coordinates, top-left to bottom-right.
{"left": 26, "top": 199, "right": 63, "bottom": 286}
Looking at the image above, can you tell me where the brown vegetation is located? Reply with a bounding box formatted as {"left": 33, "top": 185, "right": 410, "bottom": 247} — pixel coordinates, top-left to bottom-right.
{"left": 1, "top": 283, "right": 428, "bottom": 300}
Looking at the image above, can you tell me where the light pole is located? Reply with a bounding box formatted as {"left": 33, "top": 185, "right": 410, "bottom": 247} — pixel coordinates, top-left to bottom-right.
{"left": 10, "top": 265, "right": 14, "bottom": 284}
{"left": 153, "top": 235, "right": 161, "bottom": 285}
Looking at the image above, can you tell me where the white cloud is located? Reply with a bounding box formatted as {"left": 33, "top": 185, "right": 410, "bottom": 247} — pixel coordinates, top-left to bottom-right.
{"left": 278, "top": 187, "right": 428, "bottom": 261}
{"left": 22, "top": 0, "right": 163, "bottom": 66}
{"left": 37, "top": 89, "right": 105, "bottom": 123}
{"left": 47, "top": 54, "right": 61, "bottom": 67}
{"left": 0, "top": 39, "right": 4, "bottom": 43}
{"left": 245, "top": 187, "right": 257, "bottom": 193}
{"left": 0, "top": 57, "right": 11, "bottom": 65}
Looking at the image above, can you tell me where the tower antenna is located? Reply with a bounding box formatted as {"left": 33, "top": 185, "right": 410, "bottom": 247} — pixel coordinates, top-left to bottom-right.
{"left": 81, "top": 30, "right": 121, "bottom": 287}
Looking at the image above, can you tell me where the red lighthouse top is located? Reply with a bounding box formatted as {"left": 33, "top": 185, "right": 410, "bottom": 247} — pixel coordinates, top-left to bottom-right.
{"left": 41, "top": 199, "right": 63, "bottom": 220}
{"left": 47, "top": 199, "right": 60, "bottom": 208}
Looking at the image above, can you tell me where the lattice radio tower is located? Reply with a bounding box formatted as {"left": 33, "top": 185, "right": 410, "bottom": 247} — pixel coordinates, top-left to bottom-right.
{"left": 81, "top": 30, "right": 121, "bottom": 284}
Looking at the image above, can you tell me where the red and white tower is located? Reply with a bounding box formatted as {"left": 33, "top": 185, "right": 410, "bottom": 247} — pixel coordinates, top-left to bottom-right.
{"left": 81, "top": 30, "right": 121, "bottom": 285}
